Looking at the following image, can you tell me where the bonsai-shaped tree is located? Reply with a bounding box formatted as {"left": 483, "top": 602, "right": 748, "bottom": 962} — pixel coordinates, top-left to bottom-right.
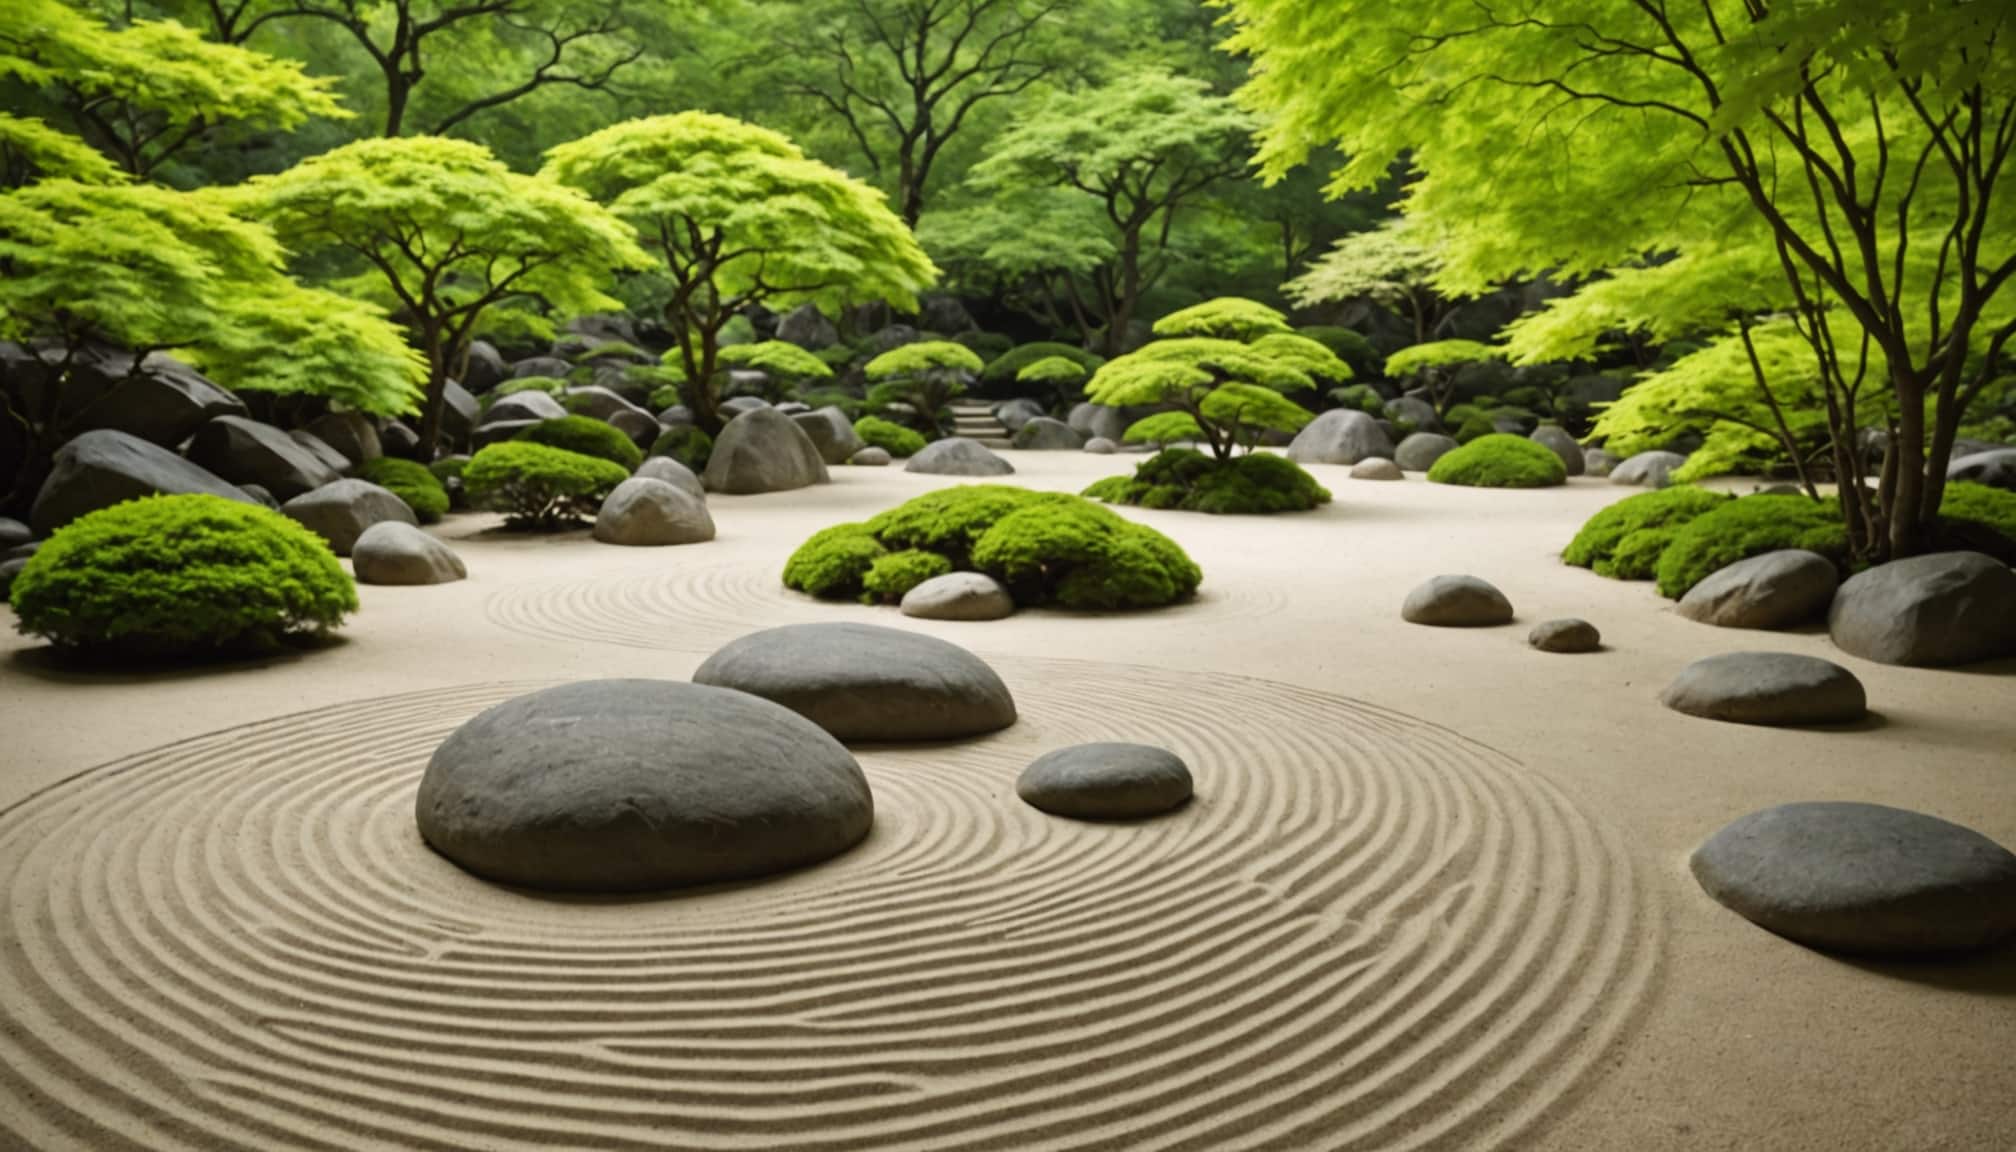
{"left": 250, "top": 135, "right": 648, "bottom": 459}
{"left": 1152, "top": 297, "right": 1292, "bottom": 342}
{"left": 718, "top": 340, "right": 834, "bottom": 403}
{"left": 864, "top": 341, "right": 983, "bottom": 439}
{"left": 542, "top": 113, "right": 937, "bottom": 433}
{"left": 1382, "top": 339, "right": 1503, "bottom": 416}
{"left": 1014, "top": 355, "right": 1088, "bottom": 408}
{"left": 1285, "top": 218, "right": 1471, "bottom": 345}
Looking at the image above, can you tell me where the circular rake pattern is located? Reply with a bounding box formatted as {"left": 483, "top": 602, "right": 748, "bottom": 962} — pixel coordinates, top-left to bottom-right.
{"left": 0, "top": 661, "right": 1654, "bottom": 1152}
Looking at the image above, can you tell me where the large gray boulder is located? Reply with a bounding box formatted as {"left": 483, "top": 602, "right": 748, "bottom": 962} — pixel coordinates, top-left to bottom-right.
{"left": 1529, "top": 426, "right": 1586, "bottom": 477}
{"left": 58, "top": 350, "right": 245, "bottom": 447}
{"left": 510, "top": 355, "right": 571, "bottom": 380}
{"left": 352, "top": 521, "right": 466, "bottom": 585}
{"left": 693, "top": 622, "right": 1017, "bottom": 742}
{"left": 607, "top": 408, "right": 660, "bottom": 449}
{"left": 1947, "top": 448, "right": 2016, "bottom": 491}
{"left": 777, "top": 303, "right": 838, "bottom": 350}
{"left": 1287, "top": 409, "right": 1395, "bottom": 465}
{"left": 702, "top": 407, "right": 829, "bottom": 495}
{"left": 564, "top": 385, "right": 649, "bottom": 423}
{"left": 1012, "top": 417, "right": 1083, "bottom": 451}
{"left": 1394, "top": 432, "right": 1459, "bottom": 472}
{"left": 1678, "top": 550, "right": 1839, "bottom": 630}
{"left": 905, "top": 437, "right": 1014, "bottom": 476}
{"left": 288, "top": 429, "right": 351, "bottom": 476}
{"left": 1401, "top": 575, "right": 1514, "bottom": 627}
{"left": 993, "top": 398, "right": 1046, "bottom": 433}
{"left": 720, "top": 395, "right": 771, "bottom": 418}
{"left": 1692, "top": 802, "right": 2016, "bottom": 956}
{"left": 791, "top": 406, "right": 868, "bottom": 465}
{"left": 30, "top": 429, "right": 253, "bottom": 536}
{"left": 187, "top": 416, "right": 340, "bottom": 501}
{"left": 303, "top": 412, "right": 382, "bottom": 469}
{"left": 1067, "top": 402, "right": 1132, "bottom": 443}
{"left": 281, "top": 478, "right": 416, "bottom": 556}
{"left": 440, "top": 379, "right": 481, "bottom": 447}
{"left": 1827, "top": 551, "right": 2016, "bottom": 667}
{"left": 484, "top": 390, "right": 567, "bottom": 425}
{"left": 1382, "top": 396, "right": 1440, "bottom": 432}
{"left": 900, "top": 572, "right": 1015, "bottom": 621}
{"left": 634, "top": 456, "right": 705, "bottom": 500}
{"left": 1017, "top": 743, "right": 1194, "bottom": 820}
{"left": 592, "top": 477, "right": 716, "bottom": 546}
{"left": 416, "top": 680, "right": 873, "bottom": 892}
{"left": 461, "top": 340, "right": 507, "bottom": 392}
{"left": 1659, "top": 651, "right": 1866, "bottom": 726}
{"left": 1610, "top": 450, "right": 1687, "bottom": 488}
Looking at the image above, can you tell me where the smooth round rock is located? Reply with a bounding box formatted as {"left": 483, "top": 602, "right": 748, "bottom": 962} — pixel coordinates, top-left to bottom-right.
{"left": 905, "top": 437, "right": 1014, "bottom": 477}
{"left": 1692, "top": 802, "right": 2016, "bottom": 956}
{"left": 1394, "top": 432, "right": 1459, "bottom": 472}
{"left": 281, "top": 478, "right": 417, "bottom": 556}
{"left": 1609, "top": 450, "right": 1686, "bottom": 488}
{"left": 1348, "top": 457, "right": 1404, "bottom": 481}
{"left": 633, "top": 456, "right": 706, "bottom": 500}
{"left": 1083, "top": 437, "right": 1118, "bottom": 455}
{"left": 1528, "top": 617, "right": 1601, "bottom": 653}
{"left": 592, "top": 477, "right": 715, "bottom": 546}
{"left": 416, "top": 680, "right": 872, "bottom": 892}
{"left": 850, "top": 446, "right": 892, "bottom": 466}
{"left": 693, "top": 622, "right": 1017, "bottom": 742}
{"left": 1401, "top": 575, "right": 1514, "bottom": 627}
{"left": 1659, "top": 651, "right": 1866, "bottom": 726}
{"left": 702, "top": 407, "right": 829, "bottom": 495}
{"left": 1827, "top": 551, "right": 2016, "bottom": 667}
{"left": 900, "top": 572, "right": 1015, "bottom": 621}
{"left": 1012, "top": 417, "right": 1084, "bottom": 451}
{"left": 352, "top": 521, "right": 466, "bottom": 585}
{"left": 1287, "top": 409, "right": 1394, "bottom": 465}
{"left": 1678, "top": 549, "right": 1839, "bottom": 630}
{"left": 791, "top": 406, "right": 868, "bottom": 465}
{"left": 1018, "top": 743, "right": 1193, "bottom": 820}
{"left": 1529, "top": 426, "right": 1586, "bottom": 477}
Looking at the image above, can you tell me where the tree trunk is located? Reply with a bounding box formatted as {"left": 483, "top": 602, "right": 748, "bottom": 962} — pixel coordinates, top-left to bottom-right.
{"left": 413, "top": 320, "right": 448, "bottom": 461}
{"left": 1887, "top": 375, "right": 1928, "bottom": 559}
{"left": 1104, "top": 227, "right": 1142, "bottom": 358}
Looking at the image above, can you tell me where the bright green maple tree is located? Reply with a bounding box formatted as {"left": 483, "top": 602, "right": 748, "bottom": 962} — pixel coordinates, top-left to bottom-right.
{"left": 543, "top": 112, "right": 937, "bottom": 433}
{"left": 1285, "top": 217, "right": 1473, "bottom": 345}
{"left": 865, "top": 340, "right": 984, "bottom": 438}
{"left": 249, "top": 135, "right": 648, "bottom": 458}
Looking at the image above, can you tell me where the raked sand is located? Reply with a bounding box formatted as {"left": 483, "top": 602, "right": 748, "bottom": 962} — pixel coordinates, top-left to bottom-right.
{"left": 1, "top": 451, "right": 2011, "bottom": 1151}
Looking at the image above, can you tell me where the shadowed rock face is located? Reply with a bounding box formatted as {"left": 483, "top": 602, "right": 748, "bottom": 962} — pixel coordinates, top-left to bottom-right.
{"left": 1659, "top": 651, "right": 1866, "bottom": 727}
{"left": 1529, "top": 426, "right": 1586, "bottom": 477}
{"left": 1394, "top": 433, "right": 1458, "bottom": 472}
{"left": 1692, "top": 802, "right": 2016, "bottom": 956}
{"left": 281, "top": 479, "right": 416, "bottom": 557}
{"left": 1678, "top": 550, "right": 1840, "bottom": 631}
{"left": 702, "top": 408, "right": 829, "bottom": 494}
{"left": 1017, "top": 743, "right": 1193, "bottom": 820}
{"left": 1827, "top": 551, "right": 2016, "bottom": 667}
{"left": 1287, "top": 409, "right": 1394, "bottom": 466}
{"left": 417, "top": 679, "right": 873, "bottom": 892}
{"left": 30, "top": 429, "right": 254, "bottom": 536}
{"left": 186, "top": 416, "right": 340, "bottom": 501}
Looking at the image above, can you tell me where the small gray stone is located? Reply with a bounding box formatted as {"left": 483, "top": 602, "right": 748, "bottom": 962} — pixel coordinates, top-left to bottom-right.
{"left": 900, "top": 572, "right": 1015, "bottom": 621}
{"left": 1083, "top": 437, "right": 1118, "bottom": 455}
{"left": 416, "top": 680, "right": 872, "bottom": 892}
{"left": 31, "top": 429, "right": 253, "bottom": 536}
{"left": 1018, "top": 743, "right": 1193, "bottom": 820}
{"left": 352, "top": 521, "right": 466, "bottom": 585}
{"left": 282, "top": 478, "right": 417, "bottom": 556}
{"left": 1349, "top": 457, "right": 1404, "bottom": 481}
{"left": 693, "top": 622, "right": 1016, "bottom": 742}
{"left": 1582, "top": 447, "right": 1617, "bottom": 478}
{"left": 1067, "top": 402, "right": 1131, "bottom": 443}
{"left": 1402, "top": 575, "right": 1514, "bottom": 627}
{"left": 850, "top": 446, "right": 892, "bottom": 466}
{"left": 1394, "top": 432, "right": 1459, "bottom": 472}
{"left": 1827, "top": 551, "right": 2016, "bottom": 667}
{"left": 1287, "top": 409, "right": 1395, "bottom": 465}
{"left": 1678, "top": 550, "right": 1839, "bottom": 630}
{"left": 791, "top": 406, "right": 868, "bottom": 464}
{"left": 4, "top": 541, "right": 37, "bottom": 562}
{"left": 592, "top": 477, "right": 716, "bottom": 546}
{"left": 905, "top": 437, "right": 1015, "bottom": 477}
{"left": 1610, "top": 450, "right": 1687, "bottom": 488}
{"left": 1660, "top": 651, "right": 1866, "bottom": 726}
{"left": 633, "top": 456, "right": 706, "bottom": 500}
{"left": 1529, "top": 617, "right": 1601, "bottom": 653}
{"left": 1692, "top": 802, "right": 2016, "bottom": 956}
{"left": 188, "top": 416, "right": 341, "bottom": 501}
{"left": 702, "top": 407, "right": 830, "bottom": 495}
{"left": 607, "top": 408, "right": 660, "bottom": 449}
{"left": 1529, "top": 426, "right": 1586, "bottom": 477}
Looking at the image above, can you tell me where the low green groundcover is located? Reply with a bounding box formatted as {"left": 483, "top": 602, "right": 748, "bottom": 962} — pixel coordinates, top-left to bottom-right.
{"left": 1653, "top": 494, "right": 1851, "bottom": 598}
{"left": 783, "top": 485, "right": 1201, "bottom": 610}
{"left": 357, "top": 456, "right": 449, "bottom": 523}
{"left": 1562, "top": 485, "right": 1733, "bottom": 579}
{"left": 1427, "top": 433, "right": 1567, "bottom": 488}
{"left": 853, "top": 415, "right": 927, "bottom": 458}
{"left": 10, "top": 494, "right": 356, "bottom": 655}
{"left": 513, "top": 414, "right": 643, "bottom": 471}
{"left": 464, "top": 442, "right": 630, "bottom": 531}
{"left": 1082, "top": 449, "right": 1331, "bottom": 514}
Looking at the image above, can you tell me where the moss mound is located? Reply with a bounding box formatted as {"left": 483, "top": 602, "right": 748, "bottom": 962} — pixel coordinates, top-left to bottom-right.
{"left": 464, "top": 442, "right": 630, "bottom": 531}
{"left": 1936, "top": 482, "right": 2016, "bottom": 561}
{"left": 1654, "top": 494, "right": 1848, "bottom": 598}
{"left": 356, "top": 456, "right": 450, "bottom": 523}
{"left": 1427, "top": 433, "right": 1568, "bottom": 488}
{"left": 1082, "top": 449, "right": 1331, "bottom": 514}
{"left": 784, "top": 485, "right": 1199, "bottom": 611}
{"left": 853, "top": 415, "right": 927, "bottom": 458}
{"left": 10, "top": 494, "right": 355, "bottom": 655}
{"left": 513, "top": 414, "right": 643, "bottom": 470}
{"left": 1563, "top": 486, "right": 1733, "bottom": 579}
{"left": 648, "top": 424, "right": 713, "bottom": 471}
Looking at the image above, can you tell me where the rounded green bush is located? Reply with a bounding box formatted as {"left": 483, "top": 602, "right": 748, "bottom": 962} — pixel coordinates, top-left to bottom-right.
{"left": 1654, "top": 494, "right": 1848, "bottom": 598}
{"left": 783, "top": 523, "right": 888, "bottom": 598}
{"left": 648, "top": 424, "right": 713, "bottom": 471}
{"left": 864, "top": 484, "right": 1049, "bottom": 563}
{"left": 464, "top": 442, "right": 630, "bottom": 531}
{"left": 1563, "top": 486, "right": 1733, "bottom": 578}
{"left": 428, "top": 456, "right": 467, "bottom": 485}
{"left": 1081, "top": 448, "right": 1331, "bottom": 515}
{"left": 981, "top": 342, "right": 1103, "bottom": 385}
{"left": 1427, "top": 433, "right": 1568, "bottom": 488}
{"left": 357, "top": 456, "right": 449, "bottom": 524}
{"left": 513, "top": 414, "right": 643, "bottom": 470}
{"left": 10, "top": 494, "right": 355, "bottom": 655}
{"left": 854, "top": 415, "right": 927, "bottom": 458}
{"left": 1297, "top": 326, "right": 1384, "bottom": 379}
{"left": 861, "top": 549, "right": 953, "bottom": 603}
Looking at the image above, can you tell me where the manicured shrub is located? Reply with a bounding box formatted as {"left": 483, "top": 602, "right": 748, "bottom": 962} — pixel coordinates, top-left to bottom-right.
{"left": 861, "top": 549, "right": 953, "bottom": 603}
{"left": 782, "top": 523, "right": 887, "bottom": 598}
{"left": 648, "top": 424, "right": 713, "bottom": 470}
{"left": 981, "top": 342, "right": 1103, "bottom": 387}
{"left": 357, "top": 456, "right": 449, "bottom": 523}
{"left": 865, "top": 484, "right": 1048, "bottom": 563}
{"left": 1297, "top": 326, "right": 1384, "bottom": 379}
{"left": 10, "top": 494, "right": 355, "bottom": 655}
{"left": 1427, "top": 433, "right": 1568, "bottom": 488}
{"left": 1452, "top": 413, "right": 1497, "bottom": 443}
{"left": 1654, "top": 494, "right": 1848, "bottom": 598}
{"left": 513, "top": 414, "right": 643, "bottom": 470}
{"left": 464, "top": 442, "right": 630, "bottom": 530}
{"left": 854, "top": 415, "right": 926, "bottom": 457}
{"left": 1563, "top": 486, "right": 1733, "bottom": 579}
{"left": 1082, "top": 448, "right": 1331, "bottom": 515}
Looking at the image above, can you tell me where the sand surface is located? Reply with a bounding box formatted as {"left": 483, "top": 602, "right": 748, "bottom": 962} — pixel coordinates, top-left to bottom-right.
{"left": 1, "top": 452, "right": 2011, "bottom": 1151}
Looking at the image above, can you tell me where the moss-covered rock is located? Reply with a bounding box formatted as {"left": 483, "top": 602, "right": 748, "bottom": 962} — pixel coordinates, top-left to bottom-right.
{"left": 1654, "top": 495, "right": 1848, "bottom": 599}
{"left": 1563, "top": 486, "right": 1733, "bottom": 579}
{"left": 1427, "top": 433, "right": 1568, "bottom": 488}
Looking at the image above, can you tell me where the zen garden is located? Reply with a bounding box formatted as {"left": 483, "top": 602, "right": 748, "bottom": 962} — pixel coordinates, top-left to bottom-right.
{"left": 3, "top": 0, "right": 2015, "bottom": 1148}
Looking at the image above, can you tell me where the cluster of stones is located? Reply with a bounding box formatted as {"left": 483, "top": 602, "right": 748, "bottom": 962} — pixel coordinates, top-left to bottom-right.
{"left": 417, "top": 624, "right": 1194, "bottom": 894}
{"left": 1399, "top": 573, "right": 1603, "bottom": 654}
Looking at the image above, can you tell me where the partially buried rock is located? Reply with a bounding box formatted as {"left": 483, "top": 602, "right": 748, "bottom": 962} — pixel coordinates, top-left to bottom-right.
{"left": 1349, "top": 457, "right": 1403, "bottom": 481}
{"left": 1287, "top": 409, "right": 1394, "bottom": 466}
{"left": 1394, "top": 432, "right": 1459, "bottom": 472}
{"left": 0, "top": 517, "right": 28, "bottom": 549}
{"left": 905, "top": 437, "right": 1014, "bottom": 476}
{"left": 1609, "top": 450, "right": 1686, "bottom": 488}
{"left": 693, "top": 622, "right": 1016, "bottom": 741}
{"left": 1401, "top": 575, "right": 1514, "bottom": 627}
{"left": 352, "top": 521, "right": 466, "bottom": 585}
{"left": 1529, "top": 426, "right": 1586, "bottom": 477}
{"left": 1529, "top": 618, "right": 1601, "bottom": 653}
{"left": 1692, "top": 802, "right": 2016, "bottom": 956}
{"left": 1827, "top": 551, "right": 2016, "bottom": 667}
{"left": 282, "top": 478, "right": 417, "bottom": 556}
{"left": 484, "top": 390, "right": 567, "bottom": 425}
{"left": 1083, "top": 437, "right": 1117, "bottom": 455}
{"left": 1012, "top": 417, "right": 1083, "bottom": 451}
{"left": 1660, "top": 651, "right": 1865, "bottom": 726}
{"left": 850, "top": 446, "right": 892, "bottom": 466}
{"left": 791, "top": 406, "right": 868, "bottom": 465}
{"left": 1947, "top": 448, "right": 2016, "bottom": 491}
{"left": 1678, "top": 549, "right": 1839, "bottom": 631}
{"left": 633, "top": 456, "right": 706, "bottom": 500}
{"left": 30, "top": 429, "right": 253, "bottom": 536}
{"left": 900, "top": 572, "right": 1015, "bottom": 621}
{"left": 702, "top": 407, "right": 829, "bottom": 495}
{"left": 1018, "top": 743, "right": 1193, "bottom": 820}
{"left": 592, "top": 477, "right": 716, "bottom": 546}
{"left": 417, "top": 680, "right": 873, "bottom": 891}
{"left": 187, "top": 415, "right": 340, "bottom": 501}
